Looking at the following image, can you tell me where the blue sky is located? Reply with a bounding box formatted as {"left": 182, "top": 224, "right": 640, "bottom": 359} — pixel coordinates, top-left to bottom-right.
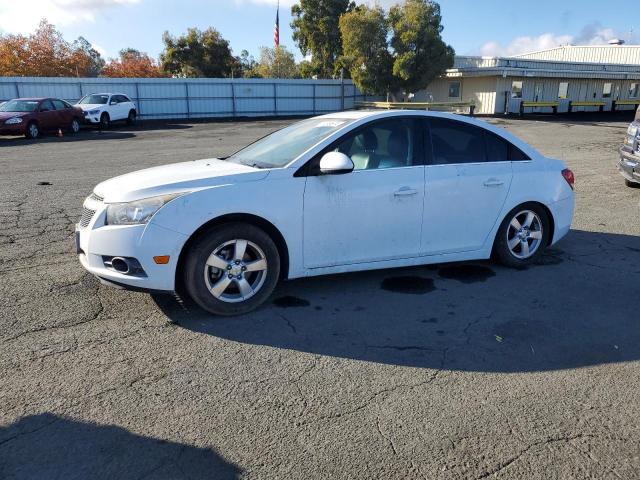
{"left": 0, "top": 0, "right": 637, "bottom": 61}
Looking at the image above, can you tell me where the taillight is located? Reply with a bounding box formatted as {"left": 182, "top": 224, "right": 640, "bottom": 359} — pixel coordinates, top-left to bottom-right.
{"left": 562, "top": 168, "right": 575, "bottom": 190}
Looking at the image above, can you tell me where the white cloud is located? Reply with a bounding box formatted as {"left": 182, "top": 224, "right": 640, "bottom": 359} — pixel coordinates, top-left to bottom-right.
{"left": 0, "top": 0, "right": 140, "bottom": 34}
{"left": 480, "top": 24, "right": 630, "bottom": 57}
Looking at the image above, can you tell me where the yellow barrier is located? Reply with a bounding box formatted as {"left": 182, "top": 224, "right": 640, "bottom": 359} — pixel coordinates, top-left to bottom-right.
{"left": 519, "top": 101, "right": 559, "bottom": 115}
{"left": 613, "top": 99, "right": 640, "bottom": 105}
{"left": 355, "top": 101, "right": 475, "bottom": 114}
{"left": 568, "top": 101, "right": 606, "bottom": 112}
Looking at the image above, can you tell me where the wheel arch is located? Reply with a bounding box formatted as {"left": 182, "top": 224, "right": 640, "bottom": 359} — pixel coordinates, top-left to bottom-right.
{"left": 174, "top": 213, "right": 290, "bottom": 291}
{"left": 492, "top": 200, "right": 555, "bottom": 252}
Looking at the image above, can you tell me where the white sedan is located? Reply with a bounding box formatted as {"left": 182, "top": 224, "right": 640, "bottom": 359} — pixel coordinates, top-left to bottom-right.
{"left": 76, "top": 111, "right": 575, "bottom": 315}
{"left": 76, "top": 93, "right": 137, "bottom": 128}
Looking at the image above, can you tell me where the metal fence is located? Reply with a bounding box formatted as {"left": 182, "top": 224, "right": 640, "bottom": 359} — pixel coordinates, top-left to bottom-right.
{"left": 0, "top": 77, "right": 378, "bottom": 120}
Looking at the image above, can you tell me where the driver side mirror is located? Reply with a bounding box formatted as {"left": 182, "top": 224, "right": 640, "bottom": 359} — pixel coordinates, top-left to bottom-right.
{"left": 319, "top": 152, "right": 354, "bottom": 175}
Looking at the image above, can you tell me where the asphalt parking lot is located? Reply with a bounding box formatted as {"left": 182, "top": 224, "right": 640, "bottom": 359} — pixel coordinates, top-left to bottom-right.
{"left": 1, "top": 113, "right": 639, "bottom": 479}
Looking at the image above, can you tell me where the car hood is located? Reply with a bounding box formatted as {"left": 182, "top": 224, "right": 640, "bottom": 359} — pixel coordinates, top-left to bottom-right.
{"left": 94, "top": 159, "right": 268, "bottom": 203}
{"left": 0, "top": 111, "right": 29, "bottom": 120}
{"left": 77, "top": 104, "right": 104, "bottom": 111}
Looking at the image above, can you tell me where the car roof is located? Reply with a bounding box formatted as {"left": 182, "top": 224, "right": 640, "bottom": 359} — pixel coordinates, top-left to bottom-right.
{"left": 84, "top": 92, "right": 128, "bottom": 96}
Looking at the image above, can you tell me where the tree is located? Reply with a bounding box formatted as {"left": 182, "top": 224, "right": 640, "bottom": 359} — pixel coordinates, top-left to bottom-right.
{"left": 161, "top": 27, "right": 239, "bottom": 78}
{"left": 72, "top": 37, "right": 105, "bottom": 77}
{"left": 0, "top": 20, "right": 100, "bottom": 77}
{"left": 238, "top": 50, "right": 260, "bottom": 78}
{"left": 339, "top": 5, "right": 393, "bottom": 95}
{"left": 388, "top": 0, "right": 454, "bottom": 93}
{"left": 254, "top": 46, "right": 299, "bottom": 79}
{"left": 291, "top": 0, "right": 354, "bottom": 78}
{"left": 102, "top": 49, "right": 166, "bottom": 77}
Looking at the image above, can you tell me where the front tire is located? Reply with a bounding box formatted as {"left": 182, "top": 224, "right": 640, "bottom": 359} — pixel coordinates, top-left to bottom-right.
{"left": 99, "top": 112, "right": 110, "bottom": 129}
{"left": 494, "top": 203, "right": 550, "bottom": 268}
{"left": 182, "top": 223, "right": 280, "bottom": 316}
{"left": 625, "top": 179, "right": 640, "bottom": 188}
{"left": 25, "top": 121, "right": 39, "bottom": 139}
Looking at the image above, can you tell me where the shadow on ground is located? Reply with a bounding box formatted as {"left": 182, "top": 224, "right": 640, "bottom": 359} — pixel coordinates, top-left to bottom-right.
{"left": 0, "top": 413, "right": 241, "bottom": 480}
{"left": 154, "top": 230, "right": 640, "bottom": 373}
{"left": 0, "top": 130, "right": 136, "bottom": 144}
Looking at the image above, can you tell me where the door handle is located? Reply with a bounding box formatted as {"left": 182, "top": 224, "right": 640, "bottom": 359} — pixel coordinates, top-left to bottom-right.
{"left": 394, "top": 187, "right": 418, "bottom": 196}
{"left": 483, "top": 178, "right": 504, "bottom": 187}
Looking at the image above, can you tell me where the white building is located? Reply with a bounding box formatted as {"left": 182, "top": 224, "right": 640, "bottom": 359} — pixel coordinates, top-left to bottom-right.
{"left": 416, "top": 44, "right": 640, "bottom": 115}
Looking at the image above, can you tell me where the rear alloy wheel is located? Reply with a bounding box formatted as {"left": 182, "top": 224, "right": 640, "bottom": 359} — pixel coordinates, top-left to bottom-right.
{"left": 182, "top": 223, "right": 280, "bottom": 316}
{"left": 126, "top": 110, "right": 137, "bottom": 126}
{"left": 25, "top": 122, "right": 39, "bottom": 139}
{"left": 494, "top": 203, "right": 550, "bottom": 268}
{"left": 69, "top": 118, "right": 81, "bottom": 134}
{"left": 100, "top": 112, "right": 110, "bottom": 129}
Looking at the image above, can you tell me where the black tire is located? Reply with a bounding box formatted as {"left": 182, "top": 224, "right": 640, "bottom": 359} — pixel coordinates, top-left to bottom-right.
{"left": 126, "top": 110, "right": 137, "bottom": 126}
{"left": 68, "top": 118, "right": 81, "bottom": 134}
{"left": 25, "top": 121, "right": 39, "bottom": 139}
{"left": 182, "top": 223, "right": 280, "bottom": 316}
{"left": 625, "top": 179, "right": 640, "bottom": 188}
{"left": 494, "top": 202, "right": 551, "bottom": 268}
{"left": 99, "top": 112, "right": 110, "bottom": 129}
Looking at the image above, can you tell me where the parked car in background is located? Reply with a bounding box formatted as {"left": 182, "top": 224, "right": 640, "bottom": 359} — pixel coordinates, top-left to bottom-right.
{"left": 77, "top": 93, "right": 137, "bottom": 128}
{"left": 619, "top": 106, "right": 640, "bottom": 188}
{"left": 0, "top": 98, "right": 83, "bottom": 139}
{"left": 76, "top": 110, "right": 575, "bottom": 316}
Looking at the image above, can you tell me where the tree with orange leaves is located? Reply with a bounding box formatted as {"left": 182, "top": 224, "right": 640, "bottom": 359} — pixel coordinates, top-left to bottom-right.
{"left": 101, "top": 49, "right": 167, "bottom": 78}
{"left": 0, "top": 20, "right": 103, "bottom": 77}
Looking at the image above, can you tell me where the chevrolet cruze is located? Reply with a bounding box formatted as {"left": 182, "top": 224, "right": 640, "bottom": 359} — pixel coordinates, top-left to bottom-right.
{"left": 76, "top": 111, "right": 575, "bottom": 315}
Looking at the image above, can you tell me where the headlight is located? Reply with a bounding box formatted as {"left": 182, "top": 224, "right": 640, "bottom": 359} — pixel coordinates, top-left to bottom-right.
{"left": 88, "top": 109, "right": 100, "bottom": 115}
{"left": 105, "top": 193, "right": 183, "bottom": 225}
{"left": 5, "top": 117, "right": 23, "bottom": 125}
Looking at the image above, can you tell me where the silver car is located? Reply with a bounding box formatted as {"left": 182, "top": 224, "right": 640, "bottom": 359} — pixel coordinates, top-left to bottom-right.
{"left": 619, "top": 106, "right": 640, "bottom": 188}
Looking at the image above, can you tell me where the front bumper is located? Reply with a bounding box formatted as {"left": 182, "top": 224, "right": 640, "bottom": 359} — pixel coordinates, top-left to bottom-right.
{"left": 82, "top": 113, "right": 102, "bottom": 124}
{"left": 76, "top": 205, "right": 188, "bottom": 292}
{"left": 0, "top": 124, "right": 26, "bottom": 135}
{"left": 618, "top": 148, "right": 640, "bottom": 184}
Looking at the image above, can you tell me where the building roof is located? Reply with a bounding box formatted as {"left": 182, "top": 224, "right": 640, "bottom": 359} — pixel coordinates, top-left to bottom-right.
{"left": 513, "top": 44, "right": 640, "bottom": 65}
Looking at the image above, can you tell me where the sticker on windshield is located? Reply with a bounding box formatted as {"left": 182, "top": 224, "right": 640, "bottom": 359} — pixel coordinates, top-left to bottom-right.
{"left": 316, "top": 121, "right": 346, "bottom": 128}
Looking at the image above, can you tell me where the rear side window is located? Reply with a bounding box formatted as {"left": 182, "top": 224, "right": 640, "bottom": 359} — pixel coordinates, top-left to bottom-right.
{"left": 429, "top": 118, "right": 486, "bottom": 164}
{"left": 485, "top": 133, "right": 509, "bottom": 161}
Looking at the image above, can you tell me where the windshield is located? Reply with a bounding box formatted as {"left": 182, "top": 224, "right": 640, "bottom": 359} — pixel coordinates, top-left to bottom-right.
{"left": 0, "top": 100, "right": 39, "bottom": 112}
{"left": 226, "top": 118, "right": 352, "bottom": 168}
{"left": 78, "top": 94, "right": 109, "bottom": 105}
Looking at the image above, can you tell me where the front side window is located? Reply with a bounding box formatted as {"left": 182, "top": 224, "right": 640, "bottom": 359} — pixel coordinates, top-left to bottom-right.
{"left": 603, "top": 83, "right": 612, "bottom": 98}
{"left": 630, "top": 83, "right": 639, "bottom": 98}
{"left": 558, "top": 82, "right": 569, "bottom": 99}
{"left": 227, "top": 117, "right": 352, "bottom": 169}
{"left": 52, "top": 99, "right": 67, "bottom": 110}
{"left": 332, "top": 119, "right": 415, "bottom": 170}
{"left": 511, "top": 81, "right": 523, "bottom": 99}
{"left": 40, "top": 100, "right": 55, "bottom": 112}
{"left": 448, "top": 82, "right": 461, "bottom": 98}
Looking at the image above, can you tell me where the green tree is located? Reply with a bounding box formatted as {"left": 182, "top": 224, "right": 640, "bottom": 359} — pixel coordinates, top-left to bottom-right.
{"left": 388, "top": 0, "right": 454, "bottom": 93}
{"left": 161, "top": 27, "right": 239, "bottom": 78}
{"left": 255, "top": 46, "right": 299, "bottom": 79}
{"left": 72, "top": 36, "right": 104, "bottom": 77}
{"left": 238, "top": 49, "right": 260, "bottom": 78}
{"left": 339, "top": 5, "right": 393, "bottom": 95}
{"left": 291, "top": 0, "right": 354, "bottom": 78}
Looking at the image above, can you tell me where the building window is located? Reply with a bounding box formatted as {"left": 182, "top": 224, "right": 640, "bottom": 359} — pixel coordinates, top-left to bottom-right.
{"left": 448, "top": 82, "right": 461, "bottom": 98}
{"left": 603, "top": 83, "right": 612, "bottom": 98}
{"left": 511, "top": 81, "right": 523, "bottom": 99}
{"left": 558, "top": 82, "right": 569, "bottom": 99}
{"left": 630, "top": 83, "right": 639, "bottom": 98}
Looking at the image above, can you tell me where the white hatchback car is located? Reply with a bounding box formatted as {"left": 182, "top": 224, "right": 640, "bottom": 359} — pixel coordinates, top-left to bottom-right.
{"left": 76, "top": 111, "right": 575, "bottom": 315}
{"left": 76, "top": 93, "right": 137, "bottom": 128}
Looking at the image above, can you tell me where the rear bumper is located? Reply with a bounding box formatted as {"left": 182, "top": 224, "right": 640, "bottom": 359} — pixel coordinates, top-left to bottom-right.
{"left": 618, "top": 149, "right": 640, "bottom": 184}
{"left": 549, "top": 195, "right": 574, "bottom": 245}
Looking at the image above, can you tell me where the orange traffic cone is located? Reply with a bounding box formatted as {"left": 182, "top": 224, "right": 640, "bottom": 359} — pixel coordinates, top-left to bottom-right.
{"left": 57, "top": 128, "right": 63, "bottom": 137}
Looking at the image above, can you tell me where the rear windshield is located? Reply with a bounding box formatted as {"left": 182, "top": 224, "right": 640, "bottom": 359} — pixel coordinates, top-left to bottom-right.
{"left": 0, "top": 100, "right": 39, "bottom": 112}
{"left": 78, "top": 94, "right": 109, "bottom": 105}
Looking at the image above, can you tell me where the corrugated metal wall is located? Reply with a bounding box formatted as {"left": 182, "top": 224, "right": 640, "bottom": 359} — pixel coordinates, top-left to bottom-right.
{"left": 0, "top": 77, "right": 370, "bottom": 119}
{"left": 514, "top": 45, "right": 640, "bottom": 65}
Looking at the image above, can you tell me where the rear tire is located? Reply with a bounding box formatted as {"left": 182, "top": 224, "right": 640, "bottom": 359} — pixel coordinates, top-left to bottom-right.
{"left": 494, "top": 203, "right": 551, "bottom": 268}
{"left": 625, "top": 179, "right": 640, "bottom": 188}
{"left": 126, "top": 110, "right": 137, "bottom": 126}
{"left": 99, "top": 112, "right": 110, "bottom": 129}
{"left": 182, "top": 223, "right": 280, "bottom": 316}
{"left": 25, "top": 121, "right": 39, "bottom": 139}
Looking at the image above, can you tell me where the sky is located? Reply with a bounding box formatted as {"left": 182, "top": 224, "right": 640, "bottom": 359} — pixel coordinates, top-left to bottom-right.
{"left": 0, "top": 0, "right": 637, "bottom": 61}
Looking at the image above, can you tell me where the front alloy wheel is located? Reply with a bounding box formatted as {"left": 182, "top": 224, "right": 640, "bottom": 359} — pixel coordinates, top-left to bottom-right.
{"left": 183, "top": 223, "right": 280, "bottom": 316}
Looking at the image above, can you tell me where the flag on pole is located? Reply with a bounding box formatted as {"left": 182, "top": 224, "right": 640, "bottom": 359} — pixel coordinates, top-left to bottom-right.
{"left": 274, "top": 2, "right": 280, "bottom": 47}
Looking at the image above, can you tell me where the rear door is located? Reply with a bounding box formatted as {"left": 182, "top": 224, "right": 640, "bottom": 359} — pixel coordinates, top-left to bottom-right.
{"left": 421, "top": 118, "right": 513, "bottom": 255}
{"left": 112, "top": 95, "right": 129, "bottom": 120}
{"left": 37, "top": 100, "right": 58, "bottom": 131}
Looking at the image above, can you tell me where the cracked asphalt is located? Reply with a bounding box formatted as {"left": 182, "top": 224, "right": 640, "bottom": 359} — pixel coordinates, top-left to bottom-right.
{"left": 1, "top": 114, "right": 639, "bottom": 479}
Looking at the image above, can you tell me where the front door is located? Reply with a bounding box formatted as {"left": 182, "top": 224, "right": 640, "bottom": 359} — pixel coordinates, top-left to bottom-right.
{"left": 37, "top": 100, "right": 58, "bottom": 131}
{"left": 303, "top": 118, "right": 425, "bottom": 269}
{"left": 422, "top": 118, "right": 513, "bottom": 255}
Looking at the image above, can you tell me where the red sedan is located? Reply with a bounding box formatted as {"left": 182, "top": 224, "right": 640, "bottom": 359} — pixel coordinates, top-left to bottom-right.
{"left": 0, "top": 97, "right": 84, "bottom": 139}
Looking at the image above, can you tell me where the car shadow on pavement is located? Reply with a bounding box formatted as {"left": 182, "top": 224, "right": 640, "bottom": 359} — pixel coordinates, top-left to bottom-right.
{"left": 154, "top": 229, "right": 640, "bottom": 373}
{"left": 0, "top": 131, "right": 136, "bottom": 144}
{"left": 0, "top": 413, "right": 241, "bottom": 480}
